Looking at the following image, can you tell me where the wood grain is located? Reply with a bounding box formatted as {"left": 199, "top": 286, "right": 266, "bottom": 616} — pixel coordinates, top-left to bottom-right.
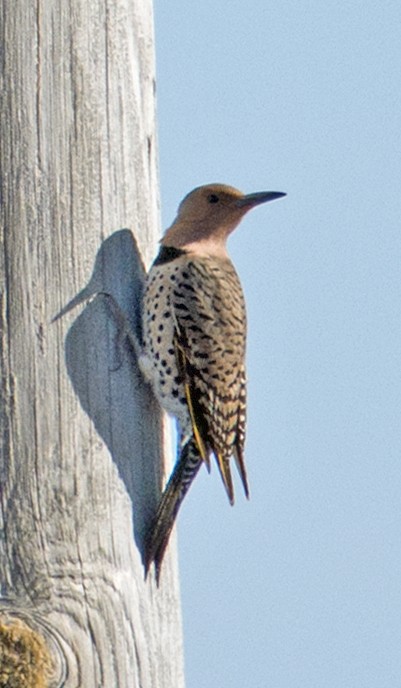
{"left": 0, "top": 0, "right": 184, "bottom": 685}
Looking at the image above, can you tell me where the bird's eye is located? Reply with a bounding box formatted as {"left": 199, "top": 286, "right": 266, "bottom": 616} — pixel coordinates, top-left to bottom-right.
{"left": 207, "top": 194, "right": 219, "bottom": 204}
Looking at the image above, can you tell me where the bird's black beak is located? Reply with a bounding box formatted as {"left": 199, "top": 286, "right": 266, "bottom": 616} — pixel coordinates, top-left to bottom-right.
{"left": 236, "top": 191, "right": 286, "bottom": 208}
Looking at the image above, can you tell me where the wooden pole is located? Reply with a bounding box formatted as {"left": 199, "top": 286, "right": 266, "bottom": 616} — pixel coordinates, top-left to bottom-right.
{"left": 0, "top": 0, "right": 185, "bottom": 685}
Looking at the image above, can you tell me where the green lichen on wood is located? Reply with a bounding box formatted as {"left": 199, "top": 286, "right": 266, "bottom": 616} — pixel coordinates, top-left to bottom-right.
{"left": 0, "top": 618, "right": 53, "bottom": 688}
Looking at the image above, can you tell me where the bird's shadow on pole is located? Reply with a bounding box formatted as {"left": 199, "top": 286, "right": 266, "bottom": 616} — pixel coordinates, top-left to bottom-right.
{"left": 53, "top": 229, "right": 163, "bottom": 559}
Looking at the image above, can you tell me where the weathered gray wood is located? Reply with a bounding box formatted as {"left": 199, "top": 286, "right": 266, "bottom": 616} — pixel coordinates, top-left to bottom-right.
{"left": 0, "top": 0, "right": 185, "bottom": 685}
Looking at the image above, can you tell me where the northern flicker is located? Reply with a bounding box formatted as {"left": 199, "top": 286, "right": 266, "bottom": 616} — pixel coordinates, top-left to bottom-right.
{"left": 141, "top": 183, "right": 285, "bottom": 579}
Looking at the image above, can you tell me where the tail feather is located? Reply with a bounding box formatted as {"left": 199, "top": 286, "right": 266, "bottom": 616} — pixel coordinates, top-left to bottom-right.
{"left": 215, "top": 452, "right": 235, "bottom": 505}
{"left": 233, "top": 445, "right": 250, "bottom": 499}
{"left": 145, "top": 438, "right": 202, "bottom": 582}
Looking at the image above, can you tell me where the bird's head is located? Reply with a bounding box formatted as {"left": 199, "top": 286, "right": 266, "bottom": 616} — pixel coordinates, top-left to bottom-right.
{"left": 161, "top": 183, "right": 286, "bottom": 255}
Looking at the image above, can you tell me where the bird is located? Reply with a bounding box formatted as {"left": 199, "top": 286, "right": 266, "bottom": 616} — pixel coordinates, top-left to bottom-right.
{"left": 141, "top": 183, "right": 286, "bottom": 580}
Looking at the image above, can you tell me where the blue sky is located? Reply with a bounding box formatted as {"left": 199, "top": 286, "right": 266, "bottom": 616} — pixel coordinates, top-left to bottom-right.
{"left": 153, "top": 2, "right": 401, "bottom": 686}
